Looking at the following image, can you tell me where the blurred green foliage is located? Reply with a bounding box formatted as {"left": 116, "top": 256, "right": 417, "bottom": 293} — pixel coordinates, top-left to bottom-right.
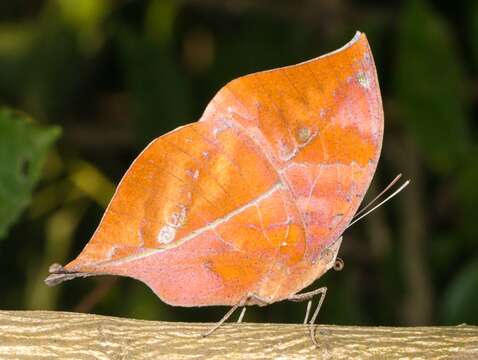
{"left": 0, "top": 108, "right": 60, "bottom": 238}
{"left": 396, "top": 0, "right": 469, "bottom": 173}
{"left": 0, "top": 0, "right": 477, "bottom": 327}
{"left": 442, "top": 260, "right": 478, "bottom": 324}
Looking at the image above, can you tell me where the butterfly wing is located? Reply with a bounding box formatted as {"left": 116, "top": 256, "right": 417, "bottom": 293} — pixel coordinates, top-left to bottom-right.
{"left": 202, "top": 31, "right": 383, "bottom": 264}
{"left": 47, "top": 32, "right": 382, "bottom": 306}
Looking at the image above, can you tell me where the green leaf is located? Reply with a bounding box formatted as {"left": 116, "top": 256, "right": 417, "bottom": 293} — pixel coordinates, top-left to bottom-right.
{"left": 441, "top": 260, "right": 478, "bottom": 324}
{"left": 396, "top": 0, "right": 470, "bottom": 173}
{"left": 0, "top": 108, "right": 61, "bottom": 238}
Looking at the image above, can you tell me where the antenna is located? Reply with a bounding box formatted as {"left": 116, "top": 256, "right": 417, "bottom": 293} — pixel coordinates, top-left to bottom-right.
{"left": 346, "top": 177, "right": 410, "bottom": 229}
{"left": 353, "top": 174, "right": 403, "bottom": 220}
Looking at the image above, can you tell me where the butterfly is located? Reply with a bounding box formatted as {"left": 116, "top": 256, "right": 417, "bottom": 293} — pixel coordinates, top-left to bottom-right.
{"left": 46, "top": 31, "right": 406, "bottom": 345}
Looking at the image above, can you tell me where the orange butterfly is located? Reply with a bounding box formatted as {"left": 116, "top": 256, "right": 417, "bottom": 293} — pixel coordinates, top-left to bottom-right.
{"left": 46, "top": 32, "right": 393, "bottom": 345}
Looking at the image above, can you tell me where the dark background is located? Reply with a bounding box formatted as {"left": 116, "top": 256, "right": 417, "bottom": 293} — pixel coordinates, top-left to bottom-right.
{"left": 1, "top": 0, "right": 477, "bottom": 327}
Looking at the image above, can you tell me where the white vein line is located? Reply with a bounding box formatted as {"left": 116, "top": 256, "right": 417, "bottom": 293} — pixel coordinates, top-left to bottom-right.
{"left": 94, "top": 182, "right": 285, "bottom": 267}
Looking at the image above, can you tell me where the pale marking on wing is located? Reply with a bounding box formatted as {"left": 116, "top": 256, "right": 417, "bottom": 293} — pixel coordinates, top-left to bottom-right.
{"left": 157, "top": 224, "right": 176, "bottom": 244}
{"left": 147, "top": 180, "right": 243, "bottom": 252}
{"left": 142, "top": 159, "right": 241, "bottom": 248}
{"left": 104, "top": 245, "right": 119, "bottom": 261}
{"left": 357, "top": 72, "right": 370, "bottom": 88}
{"left": 157, "top": 204, "right": 188, "bottom": 245}
{"left": 276, "top": 130, "right": 319, "bottom": 161}
{"left": 92, "top": 182, "right": 285, "bottom": 267}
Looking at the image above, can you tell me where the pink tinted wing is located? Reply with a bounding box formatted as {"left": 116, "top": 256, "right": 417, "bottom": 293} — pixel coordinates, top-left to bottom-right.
{"left": 52, "top": 32, "right": 382, "bottom": 306}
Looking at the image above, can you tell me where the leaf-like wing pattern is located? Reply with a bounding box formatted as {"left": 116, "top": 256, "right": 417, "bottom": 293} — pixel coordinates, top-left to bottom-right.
{"left": 46, "top": 32, "right": 383, "bottom": 307}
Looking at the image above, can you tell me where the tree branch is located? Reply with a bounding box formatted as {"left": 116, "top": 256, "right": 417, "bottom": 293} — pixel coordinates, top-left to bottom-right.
{"left": 0, "top": 311, "right": 477, "bottom": 359}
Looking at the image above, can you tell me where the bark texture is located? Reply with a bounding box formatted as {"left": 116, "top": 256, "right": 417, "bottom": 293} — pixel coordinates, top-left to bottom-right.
{"left": 0, "top": 310, "right": 477, "bottom": 359}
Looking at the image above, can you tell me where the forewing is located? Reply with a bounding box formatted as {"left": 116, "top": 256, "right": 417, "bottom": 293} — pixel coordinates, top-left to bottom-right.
{"left": 202, "top": 32, "right": 383, "bottom": 261}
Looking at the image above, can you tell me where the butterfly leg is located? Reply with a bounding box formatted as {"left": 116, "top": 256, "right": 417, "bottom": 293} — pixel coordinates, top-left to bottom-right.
{"left": 237, "top": 307, "right": 246, "bottom": 323}
{"left": 202, "top": 293, "right": 270, "bottom": 338}
{"left": 288, "top": 286, "right": 327, "bottom": 346}
{"left": 237, "top": 294, "right": 269, "bottom": 324}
